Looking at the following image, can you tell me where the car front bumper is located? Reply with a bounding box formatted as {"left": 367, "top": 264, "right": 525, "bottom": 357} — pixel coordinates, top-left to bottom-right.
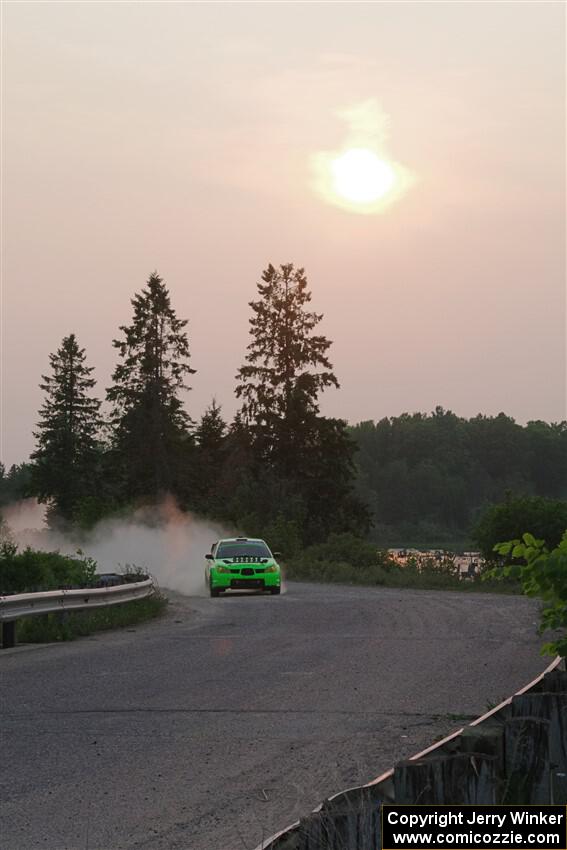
{"left": 210, "top": 570, "right": 281, "bottom": 590}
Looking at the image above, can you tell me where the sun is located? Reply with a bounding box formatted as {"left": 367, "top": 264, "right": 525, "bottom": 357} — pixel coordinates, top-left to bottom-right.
{"left": 331, "top": 148, "right": 396, "bottom": 204}
{"left": 311, "top": 100, "right": 415, "bottom": 213}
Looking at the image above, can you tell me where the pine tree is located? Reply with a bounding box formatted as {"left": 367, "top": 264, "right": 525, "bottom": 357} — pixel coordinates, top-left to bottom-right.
{"left": 195, "top": 399, "right": 226, "bottom": 455}
{"left": 107, "top": 272, "right": 195, "bottom": 500}
{"left": 194, "top": 399, "right": 227, "bottom": 513}
{"left": 31, "top": 334, "right": 102, "bottom": 525}
{"left": 235, "top": 263, "right": 339, "bottom": 471}
{"left": 235, "top": 263, "right": 369, "bottom": 542}
{"left": 0, "top": 462, "right": 32, "bottom": 507}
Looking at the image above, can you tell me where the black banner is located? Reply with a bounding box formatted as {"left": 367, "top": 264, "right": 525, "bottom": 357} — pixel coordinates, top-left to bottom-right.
{"left": 382, "top": 805, "right": 567, "bottom": 850}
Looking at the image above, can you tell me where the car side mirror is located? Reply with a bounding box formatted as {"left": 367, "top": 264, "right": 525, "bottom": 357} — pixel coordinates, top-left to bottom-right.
{"left": 273, "top": 551, "right": 282, "bottom": 558}
{"left": 205, "top": 554, "right": 213, "bottom": 560}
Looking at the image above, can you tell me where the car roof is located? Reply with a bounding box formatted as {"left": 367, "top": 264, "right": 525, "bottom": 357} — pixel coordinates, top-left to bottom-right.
{"left": 216, "top": 537, "right": 266, "bottom": 544}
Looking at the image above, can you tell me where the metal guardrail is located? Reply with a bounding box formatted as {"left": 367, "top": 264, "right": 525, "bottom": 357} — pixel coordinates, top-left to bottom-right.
{"left": 0, "top": 578, "right": 155, "bottom": 648}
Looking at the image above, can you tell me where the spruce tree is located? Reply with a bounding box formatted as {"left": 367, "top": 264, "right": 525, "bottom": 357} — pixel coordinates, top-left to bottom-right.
{"left": 31, "top": 334, "right": 102, "bottom": 525}
{"left": 194, "top": 399, "right": 227, "bottom": 513}
{"left": 107, "top": 272, "right": 195, "bottom": 500}
{"left": 235, "top": 263, "right": 339, "bottom": 471}
{"left": 235, "top": 263, "right": 369, "bottom": 541}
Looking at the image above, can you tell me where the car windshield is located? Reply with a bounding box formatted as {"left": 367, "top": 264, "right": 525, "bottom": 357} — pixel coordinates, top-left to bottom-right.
{"left": 216, "top": 541, "right": 271, "bottom": 559}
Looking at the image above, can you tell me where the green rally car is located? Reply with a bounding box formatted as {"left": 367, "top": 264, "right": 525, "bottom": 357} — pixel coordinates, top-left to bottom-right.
{"left": 205, "top": 537, "right": 282, "bottom": 597}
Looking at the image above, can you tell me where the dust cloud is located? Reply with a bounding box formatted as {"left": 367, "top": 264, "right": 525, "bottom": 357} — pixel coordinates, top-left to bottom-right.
{"left": 1, "top": 498, "right": 46, "bottom": 536}
{"left": 1, "top": 497, "right": 234, "bottom": 597}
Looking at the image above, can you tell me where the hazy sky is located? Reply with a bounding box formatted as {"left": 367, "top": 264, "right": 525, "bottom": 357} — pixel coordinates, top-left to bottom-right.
{"left": 2, "top": 1, "right": 565, "bottom": 466}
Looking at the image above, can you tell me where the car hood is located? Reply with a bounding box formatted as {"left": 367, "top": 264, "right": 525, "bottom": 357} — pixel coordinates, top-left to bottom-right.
{"left": 213, "top": 558, "right": 277, "bottom": 567}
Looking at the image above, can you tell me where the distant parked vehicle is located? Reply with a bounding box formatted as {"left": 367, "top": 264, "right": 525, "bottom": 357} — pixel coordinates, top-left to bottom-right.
{"left": 204, "top": 537, "right": 282, "bottom": 598}
{"left": 95, "top": 573, "right": 125, "bottom": 586}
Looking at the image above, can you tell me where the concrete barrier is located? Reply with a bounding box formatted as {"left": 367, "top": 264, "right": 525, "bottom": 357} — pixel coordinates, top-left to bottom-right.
{"left": 254, "top": 656, "right": 566, "bottom": 850}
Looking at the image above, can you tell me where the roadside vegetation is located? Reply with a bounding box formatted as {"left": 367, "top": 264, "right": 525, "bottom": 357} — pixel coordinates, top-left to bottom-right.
{"left": 0, "top": 541, "right": 97, "bottom": 594}
{"left": 485, "top": 531, "right": 567, "bottom": 656}
{"left": 0, "top": 542, "right": 167, "bottom": 643}
{"left": 284, "top": 533, "right": 521, "bottom": 594}
{"left": 16, "top": 594, "right": 167, "bottom": 643}
{"left": 473, "top": 495, "right": 567, "bottom": 563}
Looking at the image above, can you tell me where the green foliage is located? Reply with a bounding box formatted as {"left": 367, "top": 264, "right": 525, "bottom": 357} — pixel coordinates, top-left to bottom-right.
{"left": 16, "top": 593, "right": 167, "bottom": 643}
{"left": 30, "top": 334, "right": 102, "bottom": 526}
{"left": 107, "top": 272, "right": 196, "bottom": 501}
{"left": 487, "top": 531, "right": 567, "bottom": 656}
{"left": 249, "top": 513, "right": 303, "bottom": 559}
{"left": 297, "top": 533, "right": 389, "bottom": 569}
{"left": 370, "top": 521, "right": 469, "bottom": 553}
{"left": 286, "top": 533, "right": 518, "bottom": 593}
{"left": 474, "top": 494, "right": 567, "bottom": 562}
{"left": 0, "top": 462, "right": 33, "bottom": 507}
{"left": 235, "top": 263, "right": 338, "bottom": 445}
{"left": 286, "top": 536, "right": 392, "bottom": 586}
{"left": 0, "top": 543, "right": 97, "bottom": 594}
{"left": 193, "top": 399, "right": 228, "bottom": 515}
{"left": 196, "top": 399, "right": 226, "bottom": 454}
{"left": 351, "top": 412, "right": 567, "bottom": 546}
{"left": 71, "top": 494, "right": 120, "bottom": 530}
{"left": 233, "top": 263, "right": 369, "bottom": 543}
{"left": 0, "top": 544, "right": 164, "bottom": 644}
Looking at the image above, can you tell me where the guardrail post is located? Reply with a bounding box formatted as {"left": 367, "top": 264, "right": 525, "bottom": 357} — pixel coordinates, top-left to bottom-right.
{"left": 2, "top": 620, "right": 16, "bottom": 649}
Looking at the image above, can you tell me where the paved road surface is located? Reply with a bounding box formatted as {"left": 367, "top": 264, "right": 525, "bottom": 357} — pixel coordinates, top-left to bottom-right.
{"left": 1, "top": 582, "right": 548, "bottom": 850}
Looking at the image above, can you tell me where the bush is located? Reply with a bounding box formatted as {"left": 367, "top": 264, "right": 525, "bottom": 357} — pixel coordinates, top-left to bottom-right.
{"left": 0, "top": 542, "right": 97, "bottom": 594}
{"left": 474, "top": 494, "right": 567, "bottom": 563}
{"left": 285, "top": 533, "right": 395, "bottom": 584}
{"left": 486, "top": 531, "right": 567, "bottom": 656}
{"left": 0, "top": 543, "right": 166, "bottom": 643}
{"left": 285, "top": 533, "right": 519, "bottom": 593}
{"left": 253, "top": 514, "right": 303, "bottom": 559}
{"left": 297, "top": 532, "right": 391, "bottom": 568}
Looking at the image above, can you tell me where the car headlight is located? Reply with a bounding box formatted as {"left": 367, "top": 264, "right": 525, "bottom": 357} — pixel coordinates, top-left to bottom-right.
{"left": 264, "top": 565, "right": 278, "bottom": 573}
{"left": 215, "top": 565, "right": 231, "bottom": 574}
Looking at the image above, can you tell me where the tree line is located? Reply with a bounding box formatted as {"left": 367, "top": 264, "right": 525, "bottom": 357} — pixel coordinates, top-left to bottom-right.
{"left": 351, "top": 410, "right": 567, "bottom": 547}
{"left": 22, "top": 266, "right": 369, "bottom": 549}
{"left": 2, "top": 265, "right": 566, "bottom": 555}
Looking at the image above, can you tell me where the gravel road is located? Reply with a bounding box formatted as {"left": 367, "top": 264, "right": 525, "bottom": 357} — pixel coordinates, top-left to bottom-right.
{"left": 1, "top": 581, "right": 548, "bottom": 850}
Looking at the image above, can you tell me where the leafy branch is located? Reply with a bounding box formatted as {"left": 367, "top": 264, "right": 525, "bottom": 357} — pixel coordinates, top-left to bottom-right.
{"left": 484, "top": 531, "right": 567, "bottom": 656}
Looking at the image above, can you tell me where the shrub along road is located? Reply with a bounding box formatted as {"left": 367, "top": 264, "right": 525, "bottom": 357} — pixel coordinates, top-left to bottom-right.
{"left": 1, "top": 582, "right": 549, "bottom": 850}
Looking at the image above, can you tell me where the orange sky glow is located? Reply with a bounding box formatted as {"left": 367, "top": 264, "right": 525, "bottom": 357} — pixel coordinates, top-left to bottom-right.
{"left": 1, "top": 1, "right": 565, "bottom": 465}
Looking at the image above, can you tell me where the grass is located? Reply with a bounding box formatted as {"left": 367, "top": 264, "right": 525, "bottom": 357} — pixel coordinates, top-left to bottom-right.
{"left": 16, "top": 592, "right": 168, "bottom": 643}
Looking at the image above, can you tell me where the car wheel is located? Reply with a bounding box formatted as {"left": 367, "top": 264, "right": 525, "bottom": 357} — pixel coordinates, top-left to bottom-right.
{"left": 210, "top": 587, "right": 220, "bottom": 598}
{"left": 270, "top": 586, "right": 281, "bottom": 595}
